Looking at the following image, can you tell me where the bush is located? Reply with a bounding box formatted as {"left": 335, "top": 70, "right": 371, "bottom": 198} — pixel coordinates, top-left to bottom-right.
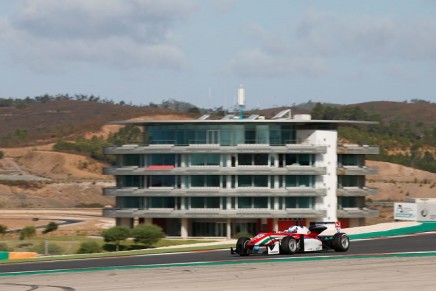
{"left": 0, "top": 224, "right": 7, "bottom": 235}
{"left": 102, "top": 226, "right": 131, "bottom": 251}
{"left": 0, "top": 242, "right": 11, "bottom": 251}
{"left": 131, "top": 224, "right": 165, "bottom": 248}
{"left": 0, "top": 150, "right": 4, "bottom": 159}
{"left": 42, "top": 222, "right": 58, "bottom": 234}
{"left": 19, "top": 226, "right": 36, "bottom": 240}
{"left": 77, "top": 241, "right": 102, "bottom": 254}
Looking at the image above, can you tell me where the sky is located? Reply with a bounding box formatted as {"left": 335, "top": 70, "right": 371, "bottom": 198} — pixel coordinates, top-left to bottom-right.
{"left": 0, "top": 0, "right": 436, "bottom": 110}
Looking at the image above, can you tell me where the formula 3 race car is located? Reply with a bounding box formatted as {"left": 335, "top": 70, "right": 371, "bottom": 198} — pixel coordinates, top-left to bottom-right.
{"left": 231, "top": 221, "right": 350, "bottom": 256}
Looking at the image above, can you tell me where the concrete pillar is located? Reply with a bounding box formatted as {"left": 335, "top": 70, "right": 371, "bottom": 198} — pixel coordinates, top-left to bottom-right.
{"left": 273, "top": 218, "right": 278, "bottom": 232}
{"left": 181, "top": 218, "right": 188, "bottom": 238}
{"left": 226, "top": 218, "right": 232, "bottom": 239}
{"left": 116, "top": 217, "right": 134, "bottom": 228}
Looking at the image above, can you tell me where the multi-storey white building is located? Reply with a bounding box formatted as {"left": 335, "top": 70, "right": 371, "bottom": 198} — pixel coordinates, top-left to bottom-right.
{"left": 103, "top": 111, "right": 379, "bottom": 238}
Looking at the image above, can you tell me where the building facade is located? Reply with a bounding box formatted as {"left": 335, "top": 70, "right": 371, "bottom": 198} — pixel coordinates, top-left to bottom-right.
{"left": 103, "top": 112, "right": 379, "bottom": 238}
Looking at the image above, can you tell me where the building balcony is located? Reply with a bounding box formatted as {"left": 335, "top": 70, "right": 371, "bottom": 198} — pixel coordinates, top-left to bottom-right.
{"left": 102, "top": 208, "right": 326, "bottom": 219}
{"left": 102, "top": 186, "right": 327, "bottom": 197}
{"left": 104, "top": 143, "right": 327, "bottom": 155}
{"left": 337, "top": 144, "right": 380, "bottom": 155}
{"left": 336, "top": 208, "right": 379, "bottom": 218}
{"left": 336, "top": 166, "right": 378, "bottom": 176}
{"left": 336, "top": 187, "right": 379, "bottom": 196}
{"left": 103, "top": 165, "right": 327, "bottom": 176}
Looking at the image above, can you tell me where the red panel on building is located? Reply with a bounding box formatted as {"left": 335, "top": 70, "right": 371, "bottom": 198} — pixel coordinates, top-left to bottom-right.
{"left": 146, "top": 165, "right": 175, "bottom": 170}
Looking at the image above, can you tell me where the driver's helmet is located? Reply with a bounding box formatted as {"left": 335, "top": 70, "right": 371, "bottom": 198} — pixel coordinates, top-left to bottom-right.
{"left": 286, "top": 225, "right": 298, "bottom": 233}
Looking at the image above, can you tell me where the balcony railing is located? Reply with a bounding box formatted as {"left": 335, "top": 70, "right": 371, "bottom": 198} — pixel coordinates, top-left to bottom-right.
{"left": 102, "top": 208, "right": 326, "bottom": 218}
{"left": 336, "top": 208, "right": 379, "bottom": 218}
{"left": 336, "top": 187, "right": 378, "bottom": 196}
{"left": 102, "top": 186, "right": 327, "bottom": 197}
{"left": 104, "top": 143, "right": 327, "bottom": 155}
{"left": 337, "top": 166, "right": 378, "bottom": 175}
{"left": 337, "top": 144, "right": 380, "bottom": 155}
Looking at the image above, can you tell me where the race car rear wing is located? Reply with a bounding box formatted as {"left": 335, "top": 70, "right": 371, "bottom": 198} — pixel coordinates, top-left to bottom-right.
{"left": 310, "top": 221, "right": 342, "bottom": 233}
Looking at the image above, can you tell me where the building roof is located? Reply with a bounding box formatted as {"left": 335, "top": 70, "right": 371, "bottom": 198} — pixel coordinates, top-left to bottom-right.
{"left": 108, "top": 117, "right": 379, "bottom": 126}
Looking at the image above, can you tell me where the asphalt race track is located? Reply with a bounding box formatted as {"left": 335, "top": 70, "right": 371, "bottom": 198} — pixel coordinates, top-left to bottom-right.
{"left": 1, "top": 232, "right": 436, "bottom": 275}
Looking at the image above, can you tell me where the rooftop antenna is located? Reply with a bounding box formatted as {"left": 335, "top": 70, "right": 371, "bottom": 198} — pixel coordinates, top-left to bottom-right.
{"left": 237, "top": 84, "right": 245, "bottom": 119}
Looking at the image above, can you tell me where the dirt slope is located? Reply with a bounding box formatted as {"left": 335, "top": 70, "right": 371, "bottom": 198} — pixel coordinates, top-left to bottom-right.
{"left": 367, "top": 160, "right": 436, "bottom": 201}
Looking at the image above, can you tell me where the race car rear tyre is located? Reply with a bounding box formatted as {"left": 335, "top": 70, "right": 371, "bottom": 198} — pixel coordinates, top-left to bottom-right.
{"left": 235, "top": 237, "right": 250, "bottom": 256}
{"left": 280, "top": 236, "right": 297, "bottom": 254}
{"left": 332, "top": 233, "right": 350, "bottom": 252}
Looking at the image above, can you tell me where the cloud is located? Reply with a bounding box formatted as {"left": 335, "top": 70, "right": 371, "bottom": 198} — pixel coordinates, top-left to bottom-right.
{"left": 0, "top": 0, "right": 195, "bottom": 72}
{"left": 225, "top": 11, "right": 436, "bottom": 78}
{"left": 225, "top": 49, "right": 326, "bottom": 78}
{"left": 296, "top": 11, "right": 436, "bottom": 61}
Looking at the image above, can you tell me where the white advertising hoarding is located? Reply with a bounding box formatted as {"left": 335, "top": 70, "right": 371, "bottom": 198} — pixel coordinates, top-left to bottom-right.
{"left": 394, "top": 202, "right": 417, "bottom": 220}
{"left": 417, "top": 203, "right": 436, "bottom": 221}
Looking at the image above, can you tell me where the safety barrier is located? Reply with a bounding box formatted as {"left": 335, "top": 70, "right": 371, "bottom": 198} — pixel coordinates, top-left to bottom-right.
{"left": 0, "top": 252, "right": 38, "bottom": 260}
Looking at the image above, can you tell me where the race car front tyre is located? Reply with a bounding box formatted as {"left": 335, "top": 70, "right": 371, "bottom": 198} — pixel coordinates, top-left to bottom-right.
{"left": 280, "top": 236, "right": 297, "bottom": 254}
{"left": 235, "top": 237, "right": 250, "bottom": 256}
{"left": 332, "top": 233, "right": 350, "bottom": 252}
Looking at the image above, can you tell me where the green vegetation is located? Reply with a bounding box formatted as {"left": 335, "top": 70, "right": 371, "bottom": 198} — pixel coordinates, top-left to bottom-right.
{"left": 131, "top": 224, "right": 166, "bottom": 248}
{"left": 102, "top": 226, "right": 131, "bottom": 252}
{"left": 0, "top": 235, "right": 216, "bottom": 258}
{"left": 77, "top": 241, "right": 102, "bottom": 254}
{"left": 19, "top": 226, "right": 36, "bottom": 240}
{"left": 53, "top": 124, "right": 143, "bottom": 163}
{"left": 42, "top": 222, "right": 58, "bottom": 234}
{"left": 0, "top": 224, "right": 7, "bottom": 235}
{"left": 0, "top": 150, "right": 4, "bottom": 159}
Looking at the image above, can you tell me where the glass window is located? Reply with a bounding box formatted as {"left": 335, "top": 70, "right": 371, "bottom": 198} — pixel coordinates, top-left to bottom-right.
{"left": 191, "top": 197, "right": 220, "bottom": 208}
{"left": 238, "top": 197, "right": 252, "bottom": 208}
{"left": 191, "top": 154, "right": 220, "bottom": 166}
{"left": 238, "top": 176, "right": 252, "bottom": 187}
{"left": 118, "top": 197, "right": 142, "bottom": 208}
{"left": 253, "top": 175, "right": 268, "bottom": 187}
{"left": 238, "top": 197, "right": 268, "bottom": 209}
{"left": 148, "top": 175, "right": 175, "bottom": 187}
{"left": 148, "top": 154, "right": 176, "bottom": 166}
{"left": 284, "top": 175, "right": 314, "bottom": 187}
{"left": 284, "top": 197, "right": 313, "bottom": 209}
{"left": 206, "top": 175, "right": 220, "bottom": 187}
{"left": 254, "top": 154, "right": 268, "bottom": 165}
{"left": 149, "top": 197, "right": 175, "bottom": 208}
{"left": 253, "top": 197, "right": 268, "bottom": 208}
{"left": 245, "top": 126, "right": 256, "bottom": 144}
{"left": 124, "top": 154, "right": 141, "bottom": 166}
{"left": 238, "top": 154, "right": 252, "bottom": 165}
{"left": 124, "top": 175, "right": 142, "bottom": 187}
{"left": 191, "top": 175, "right": 205, "bottom": 187}
{"left": 338, "top": 197, "right": 357, "bottom": 208}
{"left": 338, "top": 176, "right": 364, "bottom": 187}
{"left": 256, "top": 125, "right": 269, "bottom": 144}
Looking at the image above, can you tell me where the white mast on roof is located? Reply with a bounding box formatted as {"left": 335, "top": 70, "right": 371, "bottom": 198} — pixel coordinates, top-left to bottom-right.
{"left": 237, "top": 84, "right": 245, "bottom": 119}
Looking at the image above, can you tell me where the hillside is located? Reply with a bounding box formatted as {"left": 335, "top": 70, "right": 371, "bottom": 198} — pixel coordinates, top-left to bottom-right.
{"left": 0, "top": 98, "right": 187, "bottom": 147}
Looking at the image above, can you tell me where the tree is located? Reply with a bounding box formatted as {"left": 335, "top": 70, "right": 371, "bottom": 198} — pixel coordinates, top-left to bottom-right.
{"left": 131, "top": 224, "right": 165, "bottom": 248}
{"left": 0, "top": 224, "right": 7, "bottom": 235}
{"left": 42, "top": 222, "right": 58, "bottom": 234}
{"left": 77, "top": 241, "right": 102, "bottom": 254}
{"left": 19, "top": 226, "right": 36, "bottom": 240}
{"left": 102, "top": 226, "right": 131, "bottom": 251}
